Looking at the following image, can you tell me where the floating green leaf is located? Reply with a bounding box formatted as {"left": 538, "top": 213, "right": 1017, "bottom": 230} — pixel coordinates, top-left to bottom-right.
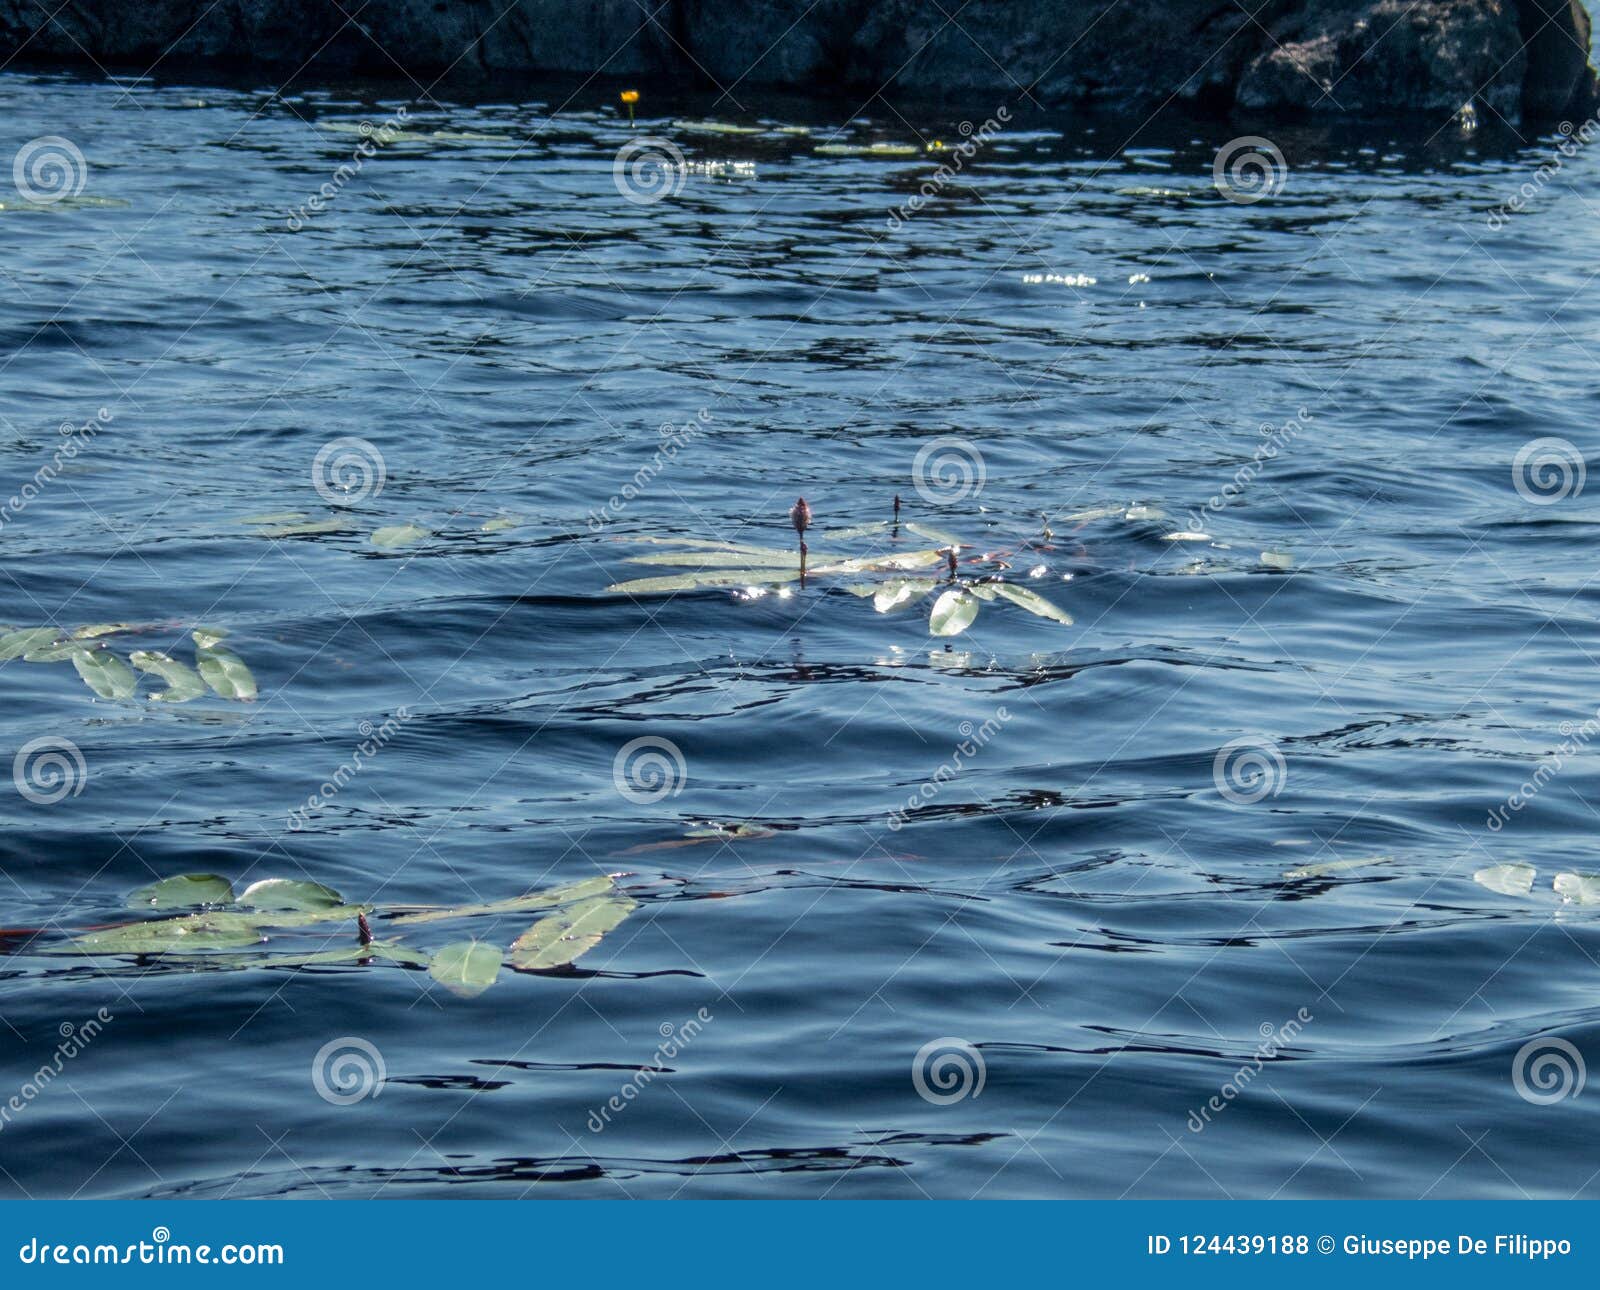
{"left": 256, "top": 518, "right": 347, "bottom": 538}
{"left": 815, "top": 142, "right": 920, "bottom": 157}
{"left": 481, "top": 515, "right": 520, "bottom": 533}
{"left": 238, "top": 878, "right": 344, "bottom": 912}
{"left": 675, "top": 119, "right": 766, "bottom": 135}
{"left": 194, "top": 631, "right": 257, "bottom": 701}
{"left": 428, "top": 940, "right": 503, "bottom": 998}
{"left": 1553, "top": 871, "right": 1600, "bottom": 905}
{"left": 988, "top": 582, "right": 1073, "bottom": 625}
{"left": 624, "top": 552, "right": 820, "bottom": 570}
{"left": 873, "top": 579, "right": 934, "bottom": 613}
{"left": 821, "top": 522, "right": 887, "bottom": 540}
{"left": 130, "top": 650, "right": 205, "bottom": 702}
{"left": 929, "top": 588, "right": 979, "bottom": 637}
{"left": 607, "top": 569, "right": 801, "bottom": 596}
{"left": 389, "top": 874, "right": 617, "bottom": 928}
{"left": 0, "top": 628, "right": 59, "bottom": 660}
{"left": 72, "top": 649, "right": 138, "bottom": 699}
{"left": 371, "top": 523, "right": 430, "bottom": 549}
{"left": 126, "top": 873, "right": 234, "bottom": 909}
{"left": 1260, "top": 550, "right": 1295, "bottom": 570}
{"left": 66, "top": 912, "right": 268, "bottom": 955}
{"left": 1282, "top": 855, "right": 1392, "bottom": 880}
{"left": 1474, "top": 863, "right": 1535, "bottom": 897}
{"left": 22, "top": 639, "right": 82, "bottom": 662}
{"left": 73, "top": 623, "right": 132, "bottom": 640}
{"left": 236, "top": 511, "right": 307, "bottom": 525}
{"left": 509, "top": 895, "right": 638, "bottom": 970}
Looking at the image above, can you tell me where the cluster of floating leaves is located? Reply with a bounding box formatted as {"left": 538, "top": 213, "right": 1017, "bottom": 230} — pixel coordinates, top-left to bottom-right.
{"left": 0, "top": 624, "right": 256, "bottom": 702}
{"left": 604, "top": 518, "right": 1073, "bottom": 638}
{"left": 55, "top": 871, "right": 636, "bottom": 997}
{"left": 1474, "top": 863, "right": 1600, "bottom": 904}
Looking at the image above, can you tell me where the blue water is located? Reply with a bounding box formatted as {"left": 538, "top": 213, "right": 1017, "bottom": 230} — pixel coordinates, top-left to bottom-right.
{"left": 2, "top": 68, "right": 1599, "bottom": 1199}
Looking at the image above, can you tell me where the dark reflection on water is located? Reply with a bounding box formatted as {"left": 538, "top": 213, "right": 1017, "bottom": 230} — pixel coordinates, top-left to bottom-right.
{"left": 1, "top": 66, "right": 1598, "bottom": 1198}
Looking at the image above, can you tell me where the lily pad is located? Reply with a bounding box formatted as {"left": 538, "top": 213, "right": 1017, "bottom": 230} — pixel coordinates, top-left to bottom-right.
{"left": 22, "top": 639, "right": 83, "bottom": 662}
{"left": 929, "top": 588, "right": 979, "bottom": 637}
{"left": 71, "top": 649, "right": 138, "bottom": 699}
{"left": 428, "top": 941, "right": 503, "bottom": 998}
{"left": 238, "top": 878, "right": 344, "bottom": 912}
{"left": 1474, "top": 863, "right": 1536, "bottom": 897}
{"left": 509, "top": 895, "right": 638, "bottom": 970}
{"left": 126, "top": 873, "right": 234, "bottom": 909}
{"left": 73, "top": 623, "right": 132, "bottom": 640}
{"left": 389, "top": 874, "right": 617, "bottom": 928}
{"left": 482, "top": 515, "right": 520, "bottom": 533}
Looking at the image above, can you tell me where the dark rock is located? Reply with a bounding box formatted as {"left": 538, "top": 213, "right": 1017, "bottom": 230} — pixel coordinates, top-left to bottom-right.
{"left": 0, "top": 0, "right": 1592, "bottom": 123}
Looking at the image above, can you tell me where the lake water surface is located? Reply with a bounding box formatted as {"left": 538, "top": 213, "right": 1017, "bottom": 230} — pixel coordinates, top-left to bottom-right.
{"left": 2, "top": 69, "right": 1599, "bottom": 1198}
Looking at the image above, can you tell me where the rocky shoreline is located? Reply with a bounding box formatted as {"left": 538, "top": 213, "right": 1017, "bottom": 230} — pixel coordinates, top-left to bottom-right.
{"left": 0, "top": 0, "right": 1593, "bottom": 125}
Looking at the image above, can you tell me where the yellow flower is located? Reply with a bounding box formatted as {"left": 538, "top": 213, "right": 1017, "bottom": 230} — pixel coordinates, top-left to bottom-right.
{"left": 620, "top": 90, "right": 640, "bottom": 104}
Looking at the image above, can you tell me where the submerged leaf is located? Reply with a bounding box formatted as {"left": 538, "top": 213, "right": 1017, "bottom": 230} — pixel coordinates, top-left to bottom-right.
{"left": 71, "top": 649, "right": 138, "bottom": 699}
{"left": 255, "top": 518, "right": 347, "bottom": 538}
{"left": 371, "top": 523, "right": 430, "bottom": 549}
{"left": 389, "top": 874, "right": 616, "bottom": 928}
{"left": 1282, "top": 856, "right": 1392, "bottom": 880}
{"left": 929, "top": 588, "right": 979, "bottom": 637}
{"left": 126, "top": 874, "right": 234, "bottom": 909}
{"left": 509, "top": 895, "right": 638, "bottom": 970}
{"left": 820, "top": 522, "right": 887, "bottom": 540}
{"left": 130, "top": 650, "right": 205, "bottom": 702}
{"left": 988, "top": 582, "right": 1073, "bottom": 625}
{"left": 428, "top": 941, "right": 503, "bottom": 997}
{"left": 481, "top": 515, "right": 520, "bottom": 533}
{"left": 904, "top": 522, "right": 966, "bottom": 548}
{"left": 239, "top": 878, "right": 344, "bottom": 912}
{"left": 1474, "top": 863, "right": 1536, "bottom": 897}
